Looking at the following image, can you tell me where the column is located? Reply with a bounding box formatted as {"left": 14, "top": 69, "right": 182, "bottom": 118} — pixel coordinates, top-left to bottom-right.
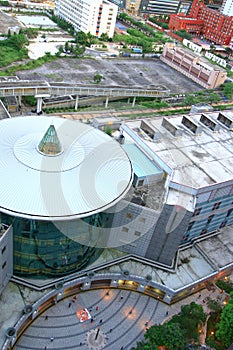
{"left": 36, "top": 97, "right": 43, "bottom": 114}
{"left": 75, "top": 95, "right": 79, "bottom": 110}
{"left": 105, "top": 96, "right": 109, "bottom": 108}
{"left": 132, "top": 96, "right": 136, "bottom": 107}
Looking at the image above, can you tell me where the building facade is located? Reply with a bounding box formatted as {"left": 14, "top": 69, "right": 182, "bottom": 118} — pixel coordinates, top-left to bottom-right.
{"left": 169, "top": 0, "right": 233, "bottom": 45}
{"left": 0, "top": 116, "right": 133, "bottom": 278}
{"left": 220, "top": 0, "right": 233, "bottom": 16}
{"left": 55, "top": 0, "right": 118, "bottom": 38}
{"left": 160, "top": 43, "right": 227, "bottom": 89}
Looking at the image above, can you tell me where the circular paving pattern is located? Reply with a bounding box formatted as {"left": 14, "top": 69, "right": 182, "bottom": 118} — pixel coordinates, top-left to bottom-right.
{"left": 13, "top": 289, "right": 168, "bottom": 350}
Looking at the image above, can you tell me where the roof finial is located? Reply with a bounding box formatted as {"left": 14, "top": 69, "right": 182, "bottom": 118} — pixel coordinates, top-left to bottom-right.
{"left": 38, "top": 124, "right": 62, "bottom": 156}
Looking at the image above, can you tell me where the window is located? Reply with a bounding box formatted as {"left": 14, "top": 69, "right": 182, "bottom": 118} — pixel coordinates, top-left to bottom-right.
{"left": 193, "top": 208, "right": 201, "bottom": 216}
{"left": 122, "top": 227, "right": 129, "bottom": 233}
{"left": 207, "top": 215, "right": 214, "bottom": 224}
{"left": 187, "top": 222, "right": 194, "bottom": 231}
{"left": 219, "top": 221, "right": 226, "bottom": 228}
{"left": 126, "top": 213, "right": 132, "bottom": 219}
{"left": 226, "top": 208, "right": 233, "bottom": 217}
{"left": 139, "top": 217, "right": 145, "bottom": 223}
{"left": 213, "top": 202, "right": 221, "bottom": 210}
{"left": 134, "top": 231, "right": 141, "bottom": 237}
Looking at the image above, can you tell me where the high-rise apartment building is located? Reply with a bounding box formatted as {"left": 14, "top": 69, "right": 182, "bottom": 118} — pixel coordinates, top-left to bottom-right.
{"left": 55, "top": 0, "right": 118, "bottom": 38}
{"left": 220, "top": 0, "right": 233, "bottom": 16}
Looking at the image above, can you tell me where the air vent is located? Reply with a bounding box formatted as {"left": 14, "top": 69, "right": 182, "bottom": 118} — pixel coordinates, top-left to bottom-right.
{"left": 200, "top": 114, "right": 220, "bottom": 132}
{"left": 162, "top": 117, "right": 183, "bottom": 136}
{"left": 140, "top": 120, "right": 157, "bottom": 139}
{"left": 181, "top": 116, "right": 202, "bottom": 134}
{"left": 217, "top": 112, "right": 233, "bottom": 129}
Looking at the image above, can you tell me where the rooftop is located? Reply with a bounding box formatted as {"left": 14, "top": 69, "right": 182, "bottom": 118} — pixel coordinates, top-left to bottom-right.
{"left": 0, "top": 116, "right": 133, "bottom": 220}
{"left": 122, "top": 110, "right": 233, "bottom": 191}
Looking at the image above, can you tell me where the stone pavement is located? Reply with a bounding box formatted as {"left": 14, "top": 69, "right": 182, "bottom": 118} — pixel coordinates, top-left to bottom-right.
{"left": 13, "top": 284, "right": 230, "bottom": 350}
{"left": 14, "top": 289, "right": 167, "bottom": 350}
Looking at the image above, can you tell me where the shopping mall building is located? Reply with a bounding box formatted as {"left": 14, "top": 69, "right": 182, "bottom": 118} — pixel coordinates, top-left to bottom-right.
{"left": 0, "top": 112, "right": 233, "bottom": 303}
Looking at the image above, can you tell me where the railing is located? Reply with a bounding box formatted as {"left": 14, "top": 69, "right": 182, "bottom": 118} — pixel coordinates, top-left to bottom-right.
{"left": 0, "top": 81, "right": 170, "bottom": 98}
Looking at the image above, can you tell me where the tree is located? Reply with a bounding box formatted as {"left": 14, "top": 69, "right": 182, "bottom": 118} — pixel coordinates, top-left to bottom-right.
{"left": 169, "top": 302, "right": 207, "bottom": 342}
{"left": 75, "top": 31, "right": 87, "bottom": 46}
{"left": 93, "top": 74, "right": 103, "bottom": 84}
{"left": 145, "top": 323, "right": 185, "bottom": 350}
{"left": 216, "top": 292, "right": 233, "bottom": 348}
{"left": 73, "top": 44, "right": 85, "bottom": 57}
{"left": 86, "top": 32, "right": 95, "bottom": 47}
{"left": 100, "top": 33, "right": 109, "bottom": 42}
{"left": 223, "top": 82, "right": 233, "bottom": 100}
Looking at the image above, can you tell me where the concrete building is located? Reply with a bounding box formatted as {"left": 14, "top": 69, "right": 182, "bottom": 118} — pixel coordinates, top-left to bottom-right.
{"left": 119, "top": 110, "right": 233, "bottom": 253}
{"left": 221, "top": 0, "right": 233, "bottom": 16}
{"left": 0, "top": 116, "right": 133, "bottom": 279}
{"left": 160, "top": 43, "right": 227, "bottom": 89}
{"left": 0, "top": 224, "right": 13, "bottom": 295}
{"left": 169, "top": 0, "right": 233, "bottom": 45}
{"left": 55, "top": 0, "right": 118, "bottom": 38}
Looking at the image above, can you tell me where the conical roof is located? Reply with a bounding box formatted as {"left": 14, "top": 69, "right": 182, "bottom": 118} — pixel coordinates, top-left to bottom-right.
{"left": 38, "top": 124, "right": 62, "bottom": 155}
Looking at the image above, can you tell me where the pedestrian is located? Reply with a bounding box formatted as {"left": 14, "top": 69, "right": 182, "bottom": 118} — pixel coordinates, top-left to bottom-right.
{"left": 165, "top": 311, "right": 169, "bottom": 316}
{"left": 50, "top": 337, "right": 54, "bottom": 342}
{"left": 99, "top": 319, "right": 102, "bottom": 324}
{"left": 91, "top": 318, "right": 94, "bottom": 323}
{"left": 120, "top": 347, "right": 124, "bottom": 350}
{"left": 80, "top": 342, "right": 82, "bottom": 346}
{"left": 44, "top": 347, "right": 47, "bottom": 350}
{"left": 120, "top": 295, "right": 123, "bottom": 300}
{"left": 69, "top": 302, "right": 72, "bottom": 308}
{"left": 96, "top": 306, "right": 99, "bottom": 311}
{"left": 45, "top": 315, "right": 48, "bottom": 320}
{"left": 109, "top": 328, "right": 112, "bottom": 333}
{"left": 145, "top": 321, "right": 148, "bottom": 327}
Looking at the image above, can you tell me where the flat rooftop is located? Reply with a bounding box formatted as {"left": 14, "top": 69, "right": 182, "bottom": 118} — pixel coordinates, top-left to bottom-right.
{"left": 122, "top": 110, "right": 233, "bottom": 189}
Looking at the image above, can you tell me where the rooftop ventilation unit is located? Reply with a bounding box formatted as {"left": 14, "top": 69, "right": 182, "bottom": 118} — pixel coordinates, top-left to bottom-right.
{"left": 181, "top": 115, "right": 202, "bottom": 135}
{"left": 217, "top": 112, "right": 233, "bottom": 129}
{"left": 140, "top": 120, "right": 157, "bottom": 140}
{"left": 200, "top": 114, "right": 220, "bottom": 132}
{"left": 162, "top": 117, "right": 183, "bottom": 137}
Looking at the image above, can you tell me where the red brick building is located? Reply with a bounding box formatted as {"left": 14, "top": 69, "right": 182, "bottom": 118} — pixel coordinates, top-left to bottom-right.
{"left": 169, "top": 0, "right": 233, "bottom": 45}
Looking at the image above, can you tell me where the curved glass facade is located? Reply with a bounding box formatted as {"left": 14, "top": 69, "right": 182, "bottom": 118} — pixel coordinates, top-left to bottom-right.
{"left": 2, "top": 213, "right": 107, "bottom": 278}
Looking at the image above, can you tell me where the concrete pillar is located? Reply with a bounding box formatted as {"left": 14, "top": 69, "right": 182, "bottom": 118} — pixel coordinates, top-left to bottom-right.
{"left": 132, "top": 96, "right": 136, "bottom": 107}
{"left": 35, "top": 94, "right": 50, "bottom": 114}
{"left": 18, "top": 95, "right": 22, "bottom": 107}
{"left": 105, "top": 96, "right": 109, "bottom": 108}
{"left": 75, "top": 95, "right": 79, "bottom": 110}
{"left": 36, "top": 97, "right": 43, "bottom": 114}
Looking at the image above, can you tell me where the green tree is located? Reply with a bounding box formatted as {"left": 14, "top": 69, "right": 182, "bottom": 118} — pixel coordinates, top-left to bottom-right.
{"left": 169, "top": 302, "right": 207, "bottom": 342}
{"left": 100, "top": 33, "right": 109, "bottom": 42}
{"left": 216, "top": 292, "right": 233, "bottom": 348}
{"left": 93, "top": 74, "right": 103, "bottom": 84}
{"left": 86, "top": 32, "right": 95, "bottom": 47}
{"left": 73, "top": 44, "right": 85, "bottom": 57}
{"left": 145, "top": 323, "right": 185, "bottom": 350}
{"left": 223, "top": 82, "right": 233, "bottom": 100}
{"left": 75, "top": 31, "right": 87, "bottom": 46}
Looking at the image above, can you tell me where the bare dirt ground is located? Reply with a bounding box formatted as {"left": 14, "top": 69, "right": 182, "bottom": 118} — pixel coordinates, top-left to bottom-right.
{"left": 16, "top": 57, "right": 203, "bottom": 94}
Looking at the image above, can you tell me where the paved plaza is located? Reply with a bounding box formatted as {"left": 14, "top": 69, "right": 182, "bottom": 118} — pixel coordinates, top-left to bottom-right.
{"left": 12, "top": 284, "right": 230, "bottom": 350}
{"left": 14, "top": 289, "right": 167, "bottom": 350}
